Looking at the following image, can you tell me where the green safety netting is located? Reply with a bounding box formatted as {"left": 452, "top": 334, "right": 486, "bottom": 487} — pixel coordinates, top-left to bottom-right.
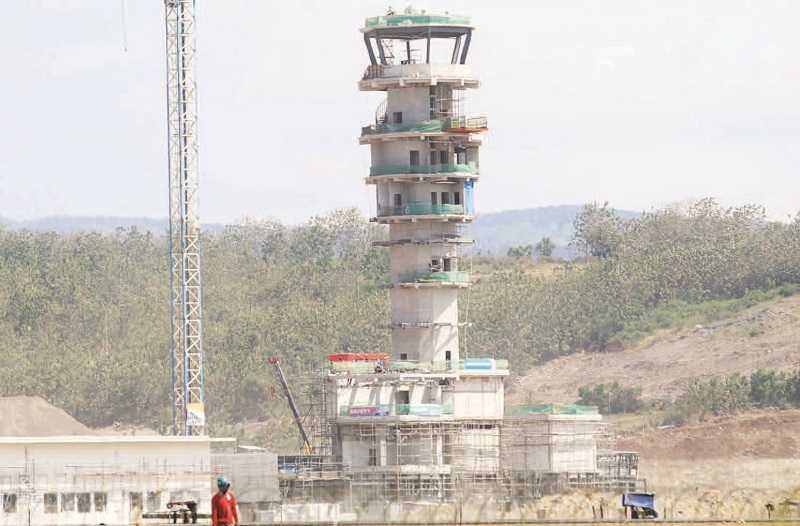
{"left": 370, "top": 164, "right": 476, "bottom": 177}
{"left": 362, "top": 120, "right": 444, "bottom": 136}
{"left": 365, "top": 14, "right": 471, "bottom": 28}
{"left": 400, "top": 271, "right": 470, "bottom": 283}
{"left": 505, "top": 404, "right": 599, "bottom": 416}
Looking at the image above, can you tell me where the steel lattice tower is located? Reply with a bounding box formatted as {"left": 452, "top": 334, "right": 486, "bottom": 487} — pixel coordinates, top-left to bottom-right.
{"left": 164, "top": 0, "right": 205, "bottom": 436}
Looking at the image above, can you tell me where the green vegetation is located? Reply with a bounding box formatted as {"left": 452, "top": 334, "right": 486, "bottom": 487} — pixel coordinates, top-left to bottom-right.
{"left": 663, "top": 368, "right": 800, "bottom": 425}
{"left": 615, "top": 284, "right": 800, "bottom": 346}
{"left": 577, "top": 383, "right": 644, "bottom": 414}
{"left": 0, "top": 199, "right": 798, "bottom": 447}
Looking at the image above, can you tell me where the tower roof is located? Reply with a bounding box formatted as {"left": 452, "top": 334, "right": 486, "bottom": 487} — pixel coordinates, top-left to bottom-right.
{"left": 362, "top": 9, "right": 473, "bottom": 37}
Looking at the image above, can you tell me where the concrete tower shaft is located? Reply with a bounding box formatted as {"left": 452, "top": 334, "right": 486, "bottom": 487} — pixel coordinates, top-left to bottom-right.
{"left": 360, "top": 12, "right": 486, "bottom": 365}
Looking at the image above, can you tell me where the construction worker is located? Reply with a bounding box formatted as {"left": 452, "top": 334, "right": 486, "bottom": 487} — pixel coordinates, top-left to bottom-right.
{"left": 211, "top": 475, "right": 239, "bottom": 526}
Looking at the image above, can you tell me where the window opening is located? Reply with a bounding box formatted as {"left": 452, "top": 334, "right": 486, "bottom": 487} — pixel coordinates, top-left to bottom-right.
{"left": 409, "top": 150, "right": 420, "bottom": 166}
{"left": 430, "top": 258, "right": 443, "bottom": 272}
{"left": 454, "top": 191, "right": 461, "bottom": 205}
{"left": 400, "top": 353, "right": 408, "bottom": 360}
{"left": 441, "top": 192, "right": 450, "bottom": 205}
{"left": 397, "top": 390, "right": 410, "bottom": 404}
{"left": 77, "top": 493, "right": 90, "bottom": 513}
{"left": 430, "top": 192, "right": 437, "bottom": 205}
{"left": 430, "top": 151, "right": 438, "bottom": 165}
{"left": 146, "top": 491, "right": 161, "bottom": 512}
{"left": 439, "top": 150, "right": 449, "bottom": 165}
{"left": 130, "top": 492, "right": 143, "bottom": 512}
{"left": 443, "top": 258, "right": 453, "bottom": 272}
{"left": 44, "top": 494, "right": 57, "bottom": 514}
{"left": 393, "top": 111, "right": 403, "bottom": 124}
{"left": 94, "top": 493, "right": 107, "bottom": 512}
{"left": 61, "top": 493, "right": 75, "bottom": 512}
{"left": 445, "top": 351, "right": 452, "bottom": 362}
{"left": 3, "top": 494, "right": 17, "bottom": 514}
{"left": 368, "top": 448, "right": 378, "bottom": 466}
{"left": 393, "top": 193, "right": 402, "bottom": 207}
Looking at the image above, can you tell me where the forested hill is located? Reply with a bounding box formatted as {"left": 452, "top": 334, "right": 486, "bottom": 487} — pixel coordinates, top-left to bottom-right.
{"left": 0, "top": 201, "right": 798, "bottom": 449}
{"left": 0, "top": 206, "right": 638, "bottom": 256}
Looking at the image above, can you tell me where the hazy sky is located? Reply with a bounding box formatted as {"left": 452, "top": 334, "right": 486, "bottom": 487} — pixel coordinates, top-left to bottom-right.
{"left": 1, "top": 0, "right": 798, "bottom": 223}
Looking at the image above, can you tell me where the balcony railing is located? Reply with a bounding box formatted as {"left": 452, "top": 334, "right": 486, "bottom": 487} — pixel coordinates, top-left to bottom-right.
{"left": 364, "top": 14, "right": 471, "bottom": 29}
{"left": 362, "top": 63, "right": 474, "bottom": 81}
{"left": 399, "top": 271, "right": 470, "bottom": 284}
{"left": 362, "top": 116, "right": 487, "bottom": 136}
{"left": 377, "top": 202, "right": 465, "bottom": 217}
{"left": 370, "top": 163, "right": 477, "bottom": 177}
{"left": 330, "top": 358, "right": 509, "bottom": 375}
{"left": 445, "top": 116, "right": 488, "bottom": 131}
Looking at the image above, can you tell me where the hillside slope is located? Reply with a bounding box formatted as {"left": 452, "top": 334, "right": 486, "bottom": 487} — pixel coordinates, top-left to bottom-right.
{"left": 509, "top": 293, "right": 800, "bottom": 405}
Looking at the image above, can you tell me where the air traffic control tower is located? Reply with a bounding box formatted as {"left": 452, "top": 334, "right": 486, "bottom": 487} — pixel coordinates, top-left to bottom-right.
{"left": 360, "top": 10, "right": 486, "bottom": 366}
{"left": 313, "top": 9, "right": 507, "bottom": 501}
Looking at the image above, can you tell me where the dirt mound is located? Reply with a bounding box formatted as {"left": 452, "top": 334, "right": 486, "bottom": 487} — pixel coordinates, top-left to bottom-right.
{"left": 509, "top": 294, "right": 800, "bottom": 405}
{"left": 0, "top": 396, "right": 92, "bottom": 436}
{"left": 616, "top": 409, "right": 800, "bottom": 461}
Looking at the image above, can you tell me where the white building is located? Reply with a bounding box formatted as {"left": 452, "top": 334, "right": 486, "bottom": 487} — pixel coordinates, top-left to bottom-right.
{"left": 0, "top": 435, "right": 233, "bottom": 526}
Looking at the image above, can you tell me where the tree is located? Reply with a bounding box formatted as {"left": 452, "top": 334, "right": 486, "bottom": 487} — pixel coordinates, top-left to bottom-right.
{"left": 572, "top": 202, "right": 624, "bottom": 258}
{"left": 534, "top": 237, "right": 555, "bottom": 257}
{"left": 507, "top": 244, "right": 533, "bottom": 258}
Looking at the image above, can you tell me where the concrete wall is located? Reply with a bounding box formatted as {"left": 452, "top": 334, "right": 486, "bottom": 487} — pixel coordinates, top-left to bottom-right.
{"left": 0, "top": 437, "right": 218, "bottom": 526}
{"left": 391, "top": 288, "right": 459, "bottom": 362}
{"left": 387, "top": 87, "right": 430, "bottom": 124}
{"left": 449, "top": 377, "right": 504, "bottom": 419}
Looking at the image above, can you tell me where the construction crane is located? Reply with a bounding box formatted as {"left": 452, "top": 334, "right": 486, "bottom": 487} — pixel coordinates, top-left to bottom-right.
{"left": 268, "top": 357, "right": 312, "bottom": 453}
{"left": 164, "top": 0, "right": 205, "bottom": 436}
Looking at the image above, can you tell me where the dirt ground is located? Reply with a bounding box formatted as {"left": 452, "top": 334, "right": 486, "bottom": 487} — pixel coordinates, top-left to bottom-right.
{"left": 608, "top": 410, "right": 800, "bottom": 519}
{"left": 508, "top": 294, "right": 800, "bottom": 405}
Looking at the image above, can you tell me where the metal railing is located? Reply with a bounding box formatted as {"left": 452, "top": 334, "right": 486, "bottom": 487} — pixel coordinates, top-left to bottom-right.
{"left": 364, "top": 14, "right": 471, "bottom": 29}
{"left": 370, "top": 163, "right": 477, "bottom": 177}
{"left": 377, "top": 202, "right": 466, "bottom": 217}
{"left": 362, "top": 116, "right": 488, "bottom": 136}
{"left": 445, "top": 115, "right": 488, "bottom": 130}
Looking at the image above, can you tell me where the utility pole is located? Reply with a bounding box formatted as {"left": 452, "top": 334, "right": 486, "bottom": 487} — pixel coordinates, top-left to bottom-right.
{"left": 164, "top": 0, "right": 205, "bottom": 435}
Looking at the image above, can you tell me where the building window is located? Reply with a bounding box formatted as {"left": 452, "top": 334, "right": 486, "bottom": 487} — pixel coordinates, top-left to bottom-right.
{"left": 400, "top": 353, "right": 407, "bottom": 360}
{"left": 44, "top": 493, "right": 58, "bottom": 514}
{"left": 61, "top": 493, "right": 75, "bottom": 512}
{"left": 397, "top": 390, "right": 410, "bottom": 405}
{"left": 445, "top": 351, "right": 452, "bottom": 362}
{"left": 439, "top": 150, "right": 448, "bottom": 165}
{"left": 430, "top": 192, "right": 437, "bottom": 205}
{"left": 393, "top": 111, "right": 403, "bottom": 124}
{"left": 409, "top": 150, "right": 420, "bottom": 166}
{"left": 393, "top": 193, "right": 402, "bottom": 207}
{"left": 77, "top": 493, "right": 91, "bottom": 513}
{"left": 3, "top": 494, "right": 17, "bottom": 514}
{"left": 440, "top": 192, "right": 450, "bottom": 205}
{"left": 454, "top": 191, "right": 461, "bottom": 205}
{"left": 430, "top": 258, "right": 443, "bottom": 272}
{"left": 430, "top": 151, "right": 438, "bottom": 165}
{"left": 146, "top": 491, "right": 161, "bottom": 512}
{"left": 368, "top": 448, "right": 378, "bottom": 466}
{"left": 130, "top": 492, "right": 143, "bottom": 512}
{"left": 443, "top": 258, "right": 454, "bottom": 272}
{"left": 94, "top": 493, "right": 107, "bottom": 512}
